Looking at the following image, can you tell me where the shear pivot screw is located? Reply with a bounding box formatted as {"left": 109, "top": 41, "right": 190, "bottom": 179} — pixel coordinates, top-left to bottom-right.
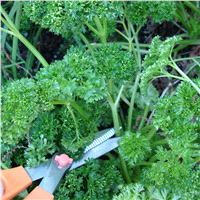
{"left": 54, "top": 154, "right": 73, "bottom": 167}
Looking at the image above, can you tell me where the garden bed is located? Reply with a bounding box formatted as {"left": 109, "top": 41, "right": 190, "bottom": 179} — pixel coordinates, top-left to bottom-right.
{"left": 1, "top": 1, "right": 200, "bottom": 199}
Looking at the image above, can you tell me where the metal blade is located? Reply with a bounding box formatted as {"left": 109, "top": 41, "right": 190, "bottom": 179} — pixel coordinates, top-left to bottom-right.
{"left": 70, "top": 137, "right": 121, "bottom": 170}
{"left": 24, "top": 161, "right": 50, "bottom": 181}
{"left": 39, "top": 153, "right": 71, "bottom": 194}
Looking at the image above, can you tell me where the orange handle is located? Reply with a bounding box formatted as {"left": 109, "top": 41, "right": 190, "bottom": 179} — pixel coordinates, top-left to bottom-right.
{"left": 24, "top": 186, "right": 54, "bottom": 200}
{"left": 1, "top": 166, "right": 32, "bottom": 200}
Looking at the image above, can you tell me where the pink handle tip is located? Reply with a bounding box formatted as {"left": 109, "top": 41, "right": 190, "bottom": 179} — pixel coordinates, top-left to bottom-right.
{"left": 54, "top": 154, "right": 73, "bottom": 167}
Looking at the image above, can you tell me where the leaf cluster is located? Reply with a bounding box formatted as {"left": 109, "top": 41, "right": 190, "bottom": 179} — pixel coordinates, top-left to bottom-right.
{"left": 113, "top": 183, "right": 181, "bottom": 200}
{"left": 141, "top": 163, "right": 200, "bottom": 199}
{"left": 93, "top": 43, "right": 137, "bottom": 84}
{"left": 140, "top": 79, "right": 200, "bottom": 198}
{"left": 23, "top": 111, "right": 60, "bottom": 167}
{"left": 36, "top": 44, "right": 136, "bottom": 103}
{"left": 1, "top": 104, "right": 97, "bottom": 167}
{"left": 23, "top": 1, "right": 123, "bottom": 38}
{"left": 57, "top": 106, "right": 96, "bottom": 161}
{"left": 118, "top": 131, "right": 152, "bottom": 166}
{"left": 125, "top": 1, "right": 176, "bottom": 26}
{"left": 55, "top": 158, "right": 123, "bottom": 200}
{"left": 1, "top": 78, "right": 60, "bottom": 144}
{"left": 36, "top": 46, "right": 106, "bottom": 102}
{"left": 153, "top": 79, "right": 200, "bottom": 142}
{"left": 175, "top": 1, "right": 200, "bottom": 39}
{"left": 2, "top": 43, "right": 135, "bottom": 167}
{"left": 140, "top": 35, "right": 182, "bottom": 95}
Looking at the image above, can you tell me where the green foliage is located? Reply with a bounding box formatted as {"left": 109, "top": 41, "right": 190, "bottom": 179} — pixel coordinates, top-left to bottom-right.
{"left": 118, "top": 131, "right": 151, "bottom": 166}
{"left": 1, "top": 104, "right": 97, "bottom": 167}
{"left": 24, "top": 134, "right": 56, "bottom": 167}
{"left": 142, "top": 36, "right": 182, "bottom": 69}
{"left": 1, "top": 78, "right": 60, "bottom": 144}
{"left": 36, "top": 44, "right": 136, "bottom": 103}
{"left": 94, "top": 43, "right": 137, "bottom": 84}
{"left": 2, "top": 0, "right": 200, "bottom": 198}
{"left": 36, "top": 46, "right": 107, "bottom": 102}
{"left": 141, "top": 163, "right": 200, "bottom": 199}
{"left": 1, "top": 141, "right": 16, "bottom": 168}
{"left": 24, "top": 111, "right": 60, "bottom": 166}
{"left": 139, "top": 79, "right": 200, "bottom": 198}
{"left": 142, "top": 145, "right": 194, "bottom": 184}
{"left": 23, "top": 1, "right": 123, "bottom": 38}
{"left": 175, "top": 1, "right": 200, "bottom": 39}
{"left": 153, "top": 79, "right": 200, "bottom": 141}
{"left": 140, "top": 35, "right": 182, "bottom": 95}
{"left": 135, "top": 83, "right": 159, "bottom": 111}
{"left": 125, "top": 1, "right": 176, "bottom": 26}
{"left": 57, "top": 106, "right": 96, "bottom": 161}
{"left": 113, "top": 183, "right": 181, "bottom": 200}
{"left": 55, "top": 158, "right": 123, "bottom": 200}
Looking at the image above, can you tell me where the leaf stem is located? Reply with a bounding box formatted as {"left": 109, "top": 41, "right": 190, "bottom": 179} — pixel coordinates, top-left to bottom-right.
{"left": 138, "top": 102, "right": 150, "bottom": 130}
{"left": 1, "top": 162, "right": 9, "bottom": 169}
{"left": 134, "top": 161, "right": 154, "bottom": 166}
{"left": 151, "top": 139, "right": 168, "bottom": 147}
{"left": 170, "top": 58, "right": 200, "bottom": 94}
{"left": 67, "top": 104, "right": 80, "bottom": 140}
{"left": 119, "top": 154, "right": 132, "bottom": 183}
{"left": 115, "top": 85, "right": 124, "bottom": 108}
{"left": 146, "top": 125, "right": 157, "bottom": 141}
{"left": 79, "top": 32, "right": 94, "bottom": 56}
{"left": 51, "top": 100, "right": 89, "bottom": 121}
{"left": 127, "top": 72, "right": 140, "bottom": 131}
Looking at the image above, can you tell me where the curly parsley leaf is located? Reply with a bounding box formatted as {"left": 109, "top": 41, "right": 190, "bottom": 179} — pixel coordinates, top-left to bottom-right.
{"left": 140, "top": 35, "right": 182, "bottom": 95}
{"left": 55, "top": 158, "right": 123, "bottom": 200}
{"left": 1, "top": 78, "right": 60, "bottom": 144}
{"left": 23, "top": 1, "right": 123, "bottom": 38}
{"left": 125, "top": 1, "right": 176, "bottom": 26}
{"left": 118, "top": 131, "right": 152, "bottom": 166}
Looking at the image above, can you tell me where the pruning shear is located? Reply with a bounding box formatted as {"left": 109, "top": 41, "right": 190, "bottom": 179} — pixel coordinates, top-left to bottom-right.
{"left": 0, "top": 128, "right": 121, "bottom": 200}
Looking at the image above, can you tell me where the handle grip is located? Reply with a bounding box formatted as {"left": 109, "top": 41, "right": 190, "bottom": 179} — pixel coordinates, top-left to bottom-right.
{"left": 24, "top": 186, "right": 54, "bottom": 200}
{"left": 0, "top": 166, "right": 32, "bottom": 200}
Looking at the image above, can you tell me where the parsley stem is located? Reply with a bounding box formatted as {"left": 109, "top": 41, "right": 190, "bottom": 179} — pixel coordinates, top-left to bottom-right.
{"left": 67, "top": 104, "right": 80, "bottom": 140}
{"left": 115, "top": 85, "right": 125, "bottom": 108}
{"left": 79, "top": 32, "right": 94, "bottom": 57}
{"left": 194, "top": 156, "right": 200, "bottom": 163}
{"left": 171, "top": 58, "right": 200, "bottom": 94}
{"left": 138, "top": 102, "right": 150, "bottom": 130}
{"left": 85, "top": 21, "right": 100, "bottom": 37}
{"left": 115, "top": 29, "right": 129, "bottom": 41}
{"left": 108, "top": 79, "right": 114, "bottom": 100}
{"left": 151, "top": 139, "right": 168, "bottom": 147}
{"left": 119, "top": 155, "right": 132, "bottom": 183}
{"left": 51, "top": 100, "right": 89, "bottom": 121}
{"left": 173, "top": 56, "right": 200, "bottom": 62}
{"left": 146, "top": 125, "right": 157, "bottom": 141}
{"left": 149, "top": 154, "right": 158, "bottom": 162}
{"left": 1, "top": 162, "right": 9, "bottom": 169}
{"left": 106, "top": 85, "right": 132, "bottom": 183}
{"left": 93, "top": 15, "right": 107, "bottom": 44}
{"left": 128, "top": 72, "right": 140, "bottom": 131}
{"left": 140, "top": 124, "right": 155, "bottom": 134}
{"left": 134, "top": 161, "right": 154, "bottom": 166}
